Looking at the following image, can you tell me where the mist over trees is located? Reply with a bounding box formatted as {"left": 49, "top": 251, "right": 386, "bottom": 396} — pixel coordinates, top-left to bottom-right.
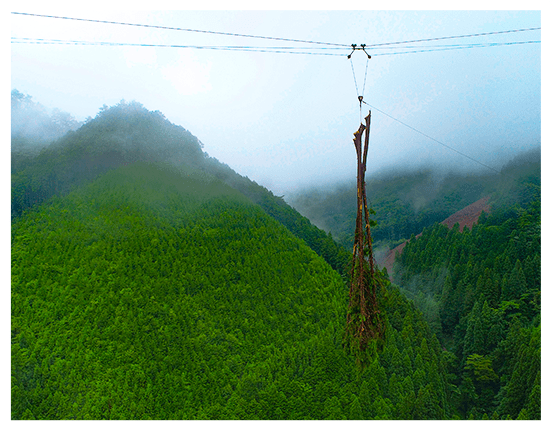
{"left": 11, "top": 89, "right": 83, "bottom": 144}
{"left": 11, "top": 95, "right": 540, "bottom": 420}
{"left": 288, "top": 147, "right": 541, "bottom": 254}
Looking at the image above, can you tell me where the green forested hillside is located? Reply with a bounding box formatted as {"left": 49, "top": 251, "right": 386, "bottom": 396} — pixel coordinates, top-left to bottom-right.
{"left": 11, "top": 98, "right": 539, "bottom": 420}
{"left": 288, "top": 148, "right": 541, "bottom": 252}
{"left": 11, "top": 100, "right": 349, "bottom": 275}
{"left": 11, "top": 101, "right": 205, "bottom": 218}
{"left": 12, "top": 162, "right": 449, "bottom": 419}
{"left": 393, "top": 189, "right": 541, "bottom": 419}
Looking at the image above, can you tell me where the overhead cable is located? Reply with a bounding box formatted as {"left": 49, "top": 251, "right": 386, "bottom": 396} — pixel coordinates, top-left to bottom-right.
{"left": 367, "top": 41, "right": 540, "bottom": 50}
{"left": 364, "top": 27, "right": 541, "bottom": 48}
{"left": 11, "top": 12, "right": 348, "bottom": 47}
{"left": 12, "top": 12, "right": 540, "bottom": 52}
{"left": 10, "top": 37, "right": 347, "bottom": 55}
{"left": 370, "top": 40, "right": 541, "bottom": 56}
{"left": 11, "top": 37, "right": 540, "bottom": 57}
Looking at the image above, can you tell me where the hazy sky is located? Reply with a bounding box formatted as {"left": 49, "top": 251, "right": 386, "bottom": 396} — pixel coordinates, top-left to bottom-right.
{"left": 10, "top": 4, "right": 541, "bottom": 195}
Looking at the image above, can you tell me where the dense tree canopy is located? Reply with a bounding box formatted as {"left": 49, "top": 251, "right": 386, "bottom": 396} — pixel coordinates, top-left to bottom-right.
{"left": 12, "top": 97, "right": 539, "bottom": 420}
{"left": 12, "top": 163, "right": 449, "bottom": 419}
{"left": 392, "top": 183, "right": 540, "bottom": 419}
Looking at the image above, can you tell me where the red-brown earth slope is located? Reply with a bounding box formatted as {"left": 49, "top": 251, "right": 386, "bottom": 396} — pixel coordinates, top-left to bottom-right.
{"left": 380, "top": 196, "right": 491, "bottom": 279}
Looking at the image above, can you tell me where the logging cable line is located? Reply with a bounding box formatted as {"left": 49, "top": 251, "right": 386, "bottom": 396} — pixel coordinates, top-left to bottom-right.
{"left": 10, "top": 12, "right": 348, "bottom": 47}
{"left": 9, "top": 37, "right": 348, "bottom": 55}
{"left": 364, "top": 26, "right": 540, "bottom": 48}
{"left": 364, "top": 102, "right": 503, "bottom": 175}
{"left": 350, "top": 60, "right": 360, "bottom": 98}
{"left": 11, "top": 12, "right": 539, "bottom": 53}
{"left": 361, "top": 58, "right": 369, "bottom": 99}
{"left": 370, "top": 40, "right": 540, "bottom": 56}
{"left": 367, "top": 40, "right": 541, "bottom": 50}
{"left": 348, "top": 46, "right": 370, "bottom": 121}
{"left": 11, "top": 36, "right": 540, "bottom": 56}
{"left": 349, "top": 59, "right": 362, "bottom": 123}
{"left": 10, "top": 37, "right": 349, "bottom": 50}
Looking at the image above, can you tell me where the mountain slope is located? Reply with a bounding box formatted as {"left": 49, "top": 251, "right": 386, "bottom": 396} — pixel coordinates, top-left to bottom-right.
{"left": 381, "top": 195, "right": 492, "bottom": 277}
{"left": 391, "top": 190, "right": 541, "bottom": 419}
{"left": 11, "top": 100, "right": 350, "bottom": 275}
{"left": 12, "top": 162, "right": 343, "bottom": 419}
{"left": 12, "top": 97, "right": 540, "bottom": 421}
{"left": 12, "top": 162, "right": 450, "bottom": 419}
{"left": 288, "top": 148, "right": 540, "bottom": 254}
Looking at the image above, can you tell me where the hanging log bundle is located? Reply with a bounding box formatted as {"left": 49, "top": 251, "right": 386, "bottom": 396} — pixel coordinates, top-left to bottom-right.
{"left": 346, "top": 111, "right": 383, "bottom": 354}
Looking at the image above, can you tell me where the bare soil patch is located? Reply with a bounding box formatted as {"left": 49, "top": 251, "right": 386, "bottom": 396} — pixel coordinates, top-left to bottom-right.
{"left": 380, "top": 196, "right": 491, "bottom": 279}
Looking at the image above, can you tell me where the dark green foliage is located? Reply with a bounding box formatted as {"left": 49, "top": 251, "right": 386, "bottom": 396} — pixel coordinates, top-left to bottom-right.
{"left": 391, "top": 178, "right": 540, "bottom": 419}
{"left": 12, "top": 161, "right": 451, "bottom": 420}
{"left": 199, "top": 156, "right": 351, "bottom": 275}
{"left": 495, "top": 326, "right": 541, "bottom": 419}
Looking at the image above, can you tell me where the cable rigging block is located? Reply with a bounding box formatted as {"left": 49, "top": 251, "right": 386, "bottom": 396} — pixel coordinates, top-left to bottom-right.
{"left": 347, "top": 44, "right": 371, "bottom": 59}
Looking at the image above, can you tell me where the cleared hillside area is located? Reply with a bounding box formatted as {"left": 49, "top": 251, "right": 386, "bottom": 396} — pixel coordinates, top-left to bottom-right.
{"left": 381, "top": 195, "right": 492, "bottom": 277}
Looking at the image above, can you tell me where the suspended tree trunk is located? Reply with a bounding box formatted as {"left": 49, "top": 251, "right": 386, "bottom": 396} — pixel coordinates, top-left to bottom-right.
{"left": 346, "top": 111, "right": 383, "bottom": 355}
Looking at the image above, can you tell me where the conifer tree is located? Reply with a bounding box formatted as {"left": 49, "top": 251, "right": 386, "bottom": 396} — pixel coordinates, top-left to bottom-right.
{"left": 524, "top": 384, "right": 541, "bottom": 420}
{"left": 348, "top": 394, "right": 364, "bottom": 420}
{"left": 502, "top": 260, "right": 527, "bottom": 301}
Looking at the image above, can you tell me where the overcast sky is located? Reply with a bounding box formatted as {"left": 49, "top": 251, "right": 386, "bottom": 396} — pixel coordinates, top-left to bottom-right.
{"left": 9, "top": 3, "right": 542, "bottom": 195}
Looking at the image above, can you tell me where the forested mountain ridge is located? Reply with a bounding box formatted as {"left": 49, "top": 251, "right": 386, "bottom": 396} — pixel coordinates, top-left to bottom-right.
{"left": 11, "top": 97, "right": 539, "bottom": 420}
{"left": 288, "top": 147, "right": 541, "bottom": 255}
{"left": 12, "top": 162, "right": 450, "bottom": 419}
{"left": 11, "top": 99, "right": 349, "bottom": 275}
{"left": 391, "top": 183, "right": 540, "bottom": 419}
